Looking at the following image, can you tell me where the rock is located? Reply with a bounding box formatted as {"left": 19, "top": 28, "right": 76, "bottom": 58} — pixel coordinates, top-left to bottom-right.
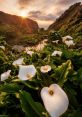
{"left": 12, "top": 45, "right": 25, "bottom": 52}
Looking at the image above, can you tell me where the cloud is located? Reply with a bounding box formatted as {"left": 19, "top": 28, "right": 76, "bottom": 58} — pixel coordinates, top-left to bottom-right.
{"left": 56, "top": 0, "right": 74, "bottom": 5}
{"left": 0, "top": 0, "right": 6, "bottom": 3}
{"left": 28, "top": 11, "right": 56, "bottom": 21}
{"left": 18, "top": 0, "right": 34, "bottom": 9}
{"left": 26, "top": 0, "right": 81, "bottom": 28}
{"left": 28, "top": 11, "right": 42, "bottom": 18}
{"left": 0, "top": 0, "right": 4, "bottom": 2}
{"left": 56, "top": 0, "right": 81, "bottom": 7}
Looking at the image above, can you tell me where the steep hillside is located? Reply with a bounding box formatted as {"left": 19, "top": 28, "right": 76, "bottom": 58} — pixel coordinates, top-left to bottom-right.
{"left": 0, "top": 11, "right": 39, "bottom": 34}
{"left": 48, "top": 2, "right": 82, "bottom": 41}
{"left": 0, "top": 11, "right": 39, "bottom": 45}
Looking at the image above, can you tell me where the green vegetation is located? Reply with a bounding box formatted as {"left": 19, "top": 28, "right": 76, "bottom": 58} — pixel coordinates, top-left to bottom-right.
{"left": 59, "top": 22, "right": 82, "bottom": 42}
{"left": 19, "top": 33, "right": 44, "bottom": 46}
{"left": 48, "top": 31, "right": 62, "bottom": 42}
{"left": 0, "top": 32, "right": 82, "bottom": 117}
{"left": 0, "top": 24, "right": 45, "bottom": 46}
{"left": 48, "top": 2, "right": 82, "bottom": 44}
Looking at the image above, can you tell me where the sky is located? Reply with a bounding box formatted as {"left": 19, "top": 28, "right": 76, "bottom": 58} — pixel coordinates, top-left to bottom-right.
{"left": 0, "top": 0, "right": 82, "bottom": 29}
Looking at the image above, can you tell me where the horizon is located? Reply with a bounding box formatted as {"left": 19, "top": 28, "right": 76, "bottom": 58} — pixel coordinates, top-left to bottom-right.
{"left": 0, "top": 0, "right": 81, "bottom": 29}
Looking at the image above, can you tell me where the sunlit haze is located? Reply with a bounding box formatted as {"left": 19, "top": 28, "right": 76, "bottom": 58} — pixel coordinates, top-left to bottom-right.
{"left": 19, "top": 10, "right": 28, "bottom": 18}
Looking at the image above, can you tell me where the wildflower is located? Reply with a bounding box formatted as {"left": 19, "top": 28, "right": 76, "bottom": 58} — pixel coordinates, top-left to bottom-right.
{"left": 64, "top": 40, "right": 75, "bottom": 47}
{"left": 41, "top": 84, "right": 69, "bottom": 117}
{"left": 43, "top": 39, "right": 48, "bottom": 43}
{"left": 12, "top": 58, "right": 24, "bottom": 66}
{"left": 52, "top": 40, "right": 59, "bottom": 44}
{"left": 40, "top": 65, "right": 51, "bottom": 73}
{"left": 18, "top": 65, "right": 36, "bottom": 80}
{"left": 26, "top": 50, "right": 34, "bottom": 56}
{"left": 52, "top": 50, "right": 62, "bottom": 57}
{"left": 1, "top": 70, "right": 11, "bottom": 81}
{"left": 0, "top": 46, "right": 5, "bottom": 51}
{"left": 62, "top": 35, "right": 73, "bottom": 43}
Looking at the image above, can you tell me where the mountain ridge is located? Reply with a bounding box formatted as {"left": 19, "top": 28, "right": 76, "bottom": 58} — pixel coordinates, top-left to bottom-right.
{"left": 48, "top": 2, "right": 82, "bottom": 40}
{"left": 0, "top": 11, "right": 39, "bottom": 34}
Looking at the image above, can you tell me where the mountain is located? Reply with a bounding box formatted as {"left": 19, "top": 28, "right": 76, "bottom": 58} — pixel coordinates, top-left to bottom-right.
{"left": 0, "top": 11, "right": 39, "bottom": 34}
{"left": 0, "top": 11, "right": 39, "bottom": 45}
{"left": 48, "top": 2, "right": 82, "bottom": 41}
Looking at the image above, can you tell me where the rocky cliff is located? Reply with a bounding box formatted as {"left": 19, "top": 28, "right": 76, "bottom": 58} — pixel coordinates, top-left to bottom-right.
{"left": 48, "top": 2, "right": 82, "bottom": 40}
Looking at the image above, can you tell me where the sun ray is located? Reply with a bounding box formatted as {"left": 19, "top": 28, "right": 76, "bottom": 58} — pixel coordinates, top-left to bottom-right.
{"left": 19, "top": 10, "right": 27, "bottom": 18}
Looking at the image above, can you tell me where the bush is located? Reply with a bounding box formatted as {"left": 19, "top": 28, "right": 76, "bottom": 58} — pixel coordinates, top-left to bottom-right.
{"left": 48, "top": 30, "right": 62, "bottom": 42}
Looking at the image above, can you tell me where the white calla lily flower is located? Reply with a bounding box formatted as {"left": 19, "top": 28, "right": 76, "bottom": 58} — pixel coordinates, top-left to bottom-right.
{"left": 65, "top": 36, "right": 73, "bottom": 39}
{"left": 12, "top": 58, "right": 24, "bottom": 66}
{"left": 1, "top": 70, "right": 11, "bottom": 81}
{"left": 26, "top": 50, "right": 34, "bottom": 56}
{"left": 41, "top": 84, "right": 69, "bottom": 117}
{"left": 62, "top": 36, "right": 73, "bottom": 43}
{"left": 52, "top": 40, "right": 59, "bottom": 44}
{"left": 0, "top": 46, "right": 5, "bottom": 51}
{"left": 43, "top": 39, "right": 48, "bottom": 42}
{"left": 52, "top": 51, "right": 62, "bottom": 57}
{"left": 18, "top": 65, "right": 36, "bottom": 80}
{"left": 40, "top": 65, "right": 51, "bottom": 73}
{"left": 64, "top": 40, "right": 75, "bottom": 47}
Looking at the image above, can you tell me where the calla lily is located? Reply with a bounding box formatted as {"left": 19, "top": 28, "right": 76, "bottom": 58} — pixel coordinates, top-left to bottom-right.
{"left": 0, "top": 46, "right": 5, "bottom": 51}
{"left": 12, "top": 58, "right": 24, "bottom": 66}
{"left": 1, "top": 70, "right": 11, "bottom": 81}
{"left": 43, "top": 39, "right": 48, "bottom": 42}
{"left": 64, "top": 40, "right": 75, "bottom": 47}
{"left": 62, "top": 36, "right": 73, "bottom": 42}
{"left": 26, "top": 50, "right": 34, "bottom": 56}
{"left": 52, "top": 40, "right": 59, "bottom": 44}
{"left": 64, "top": 36, "right": 73, "bottom": 40}
{"left": 52, "top": 51, "right": 62, "bottom": 57}
{"left": 40, "top": 65, "right": 51, "bottom": 73}
{"left": 18, "top": 65, "right": 36, "bottom": 80}
{"left": 41, "top": 84, "right": 69, "bottom": 117}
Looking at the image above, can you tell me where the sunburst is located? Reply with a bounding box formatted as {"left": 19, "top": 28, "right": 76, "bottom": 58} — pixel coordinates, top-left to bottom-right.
{"left": 20, "top": 10, "right": 27, "bottom": 18}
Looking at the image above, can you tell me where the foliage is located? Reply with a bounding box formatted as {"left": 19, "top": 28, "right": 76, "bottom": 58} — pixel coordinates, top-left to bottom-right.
{"left": 48, "top": 30, "right": 62, "bottom": 42}
{"left": 19, "top": 34, "right": 43, "bottom": 46}
{"left": 0, "top": 34, "right": 82, "bottom": 117}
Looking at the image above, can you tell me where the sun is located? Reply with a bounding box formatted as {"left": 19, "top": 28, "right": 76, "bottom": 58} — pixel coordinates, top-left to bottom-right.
{"left": 20, "top": 10, "right": 27, "bottom": 18}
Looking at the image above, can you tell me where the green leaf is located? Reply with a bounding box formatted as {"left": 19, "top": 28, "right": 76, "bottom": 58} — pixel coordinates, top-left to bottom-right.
{"left": 0, "top": 115, "right": 9, "bottom": 117}
{"left": 57, "top": 60, "right": 72, "bottom": 86}
{"left": 20, "top": 93, "right": 37, "bottom": 117}
{"left": 0, "top": 83, "right": 22, "bottom": 93}
{"left": 19, "top": 91, "right": 47, "bottom": 117}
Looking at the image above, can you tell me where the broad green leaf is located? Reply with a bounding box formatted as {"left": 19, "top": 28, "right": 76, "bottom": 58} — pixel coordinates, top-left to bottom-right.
{"left": 0, "top": 83, "right": 22, "bottom": 93}
{"left": 19, "top": 91, "right": 47, "bottom": 117}
{"left": 20, "top": 93, "right": 38, "bottom": 117}
{"left": 77, "top": 68, "right": 82, "bottom": 90}
{"left": 21, "top": 81, "right": 39, "bottom": 90}
{"left": 0, "top": 115, "right": 9, "bottom": 117}
{"left": 57, "top": 60, "right": 72, "bottom": 86}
